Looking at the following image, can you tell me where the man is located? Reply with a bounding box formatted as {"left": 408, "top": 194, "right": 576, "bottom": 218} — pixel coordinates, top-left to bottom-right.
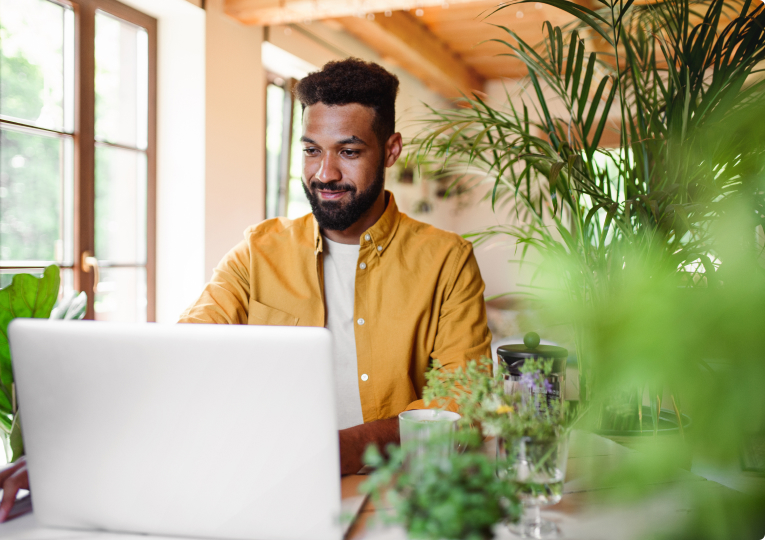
{"left": 177, "top": 58, "right": 491, "bottom": 474}
{"left": 0, "top": 58, "right": 491, "bottom": 520}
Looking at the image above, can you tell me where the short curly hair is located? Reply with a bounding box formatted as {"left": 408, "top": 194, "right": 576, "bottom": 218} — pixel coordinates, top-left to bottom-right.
{"left": 294, "top": 58, "right": 399, "bottom": 148}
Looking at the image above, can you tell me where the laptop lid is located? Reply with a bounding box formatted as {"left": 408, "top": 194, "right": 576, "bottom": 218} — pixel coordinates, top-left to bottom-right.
{"left": 9, "top": 320, "right": 341, "bottom": 539}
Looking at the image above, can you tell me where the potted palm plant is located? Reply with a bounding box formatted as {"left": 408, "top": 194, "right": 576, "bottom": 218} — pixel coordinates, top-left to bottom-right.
{"left": 410, "top": 0, "right": 764, "bottom": 441}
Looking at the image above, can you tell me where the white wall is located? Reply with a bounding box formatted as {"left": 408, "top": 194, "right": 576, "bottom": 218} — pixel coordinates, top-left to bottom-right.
{"left": 465, "top": 78, "right": 564, "bottom": 298}
{"left": 122, "top": 0, "right": 268, "bottom": 321}
{"left": 120, "top": 0, "right": 206, "bottom": 323}
{"left": 205, "top": 0, "right": 266, "bottom": 277}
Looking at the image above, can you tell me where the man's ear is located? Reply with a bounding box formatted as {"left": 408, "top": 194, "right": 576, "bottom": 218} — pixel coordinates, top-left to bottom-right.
{"left": 384, "top": 132, "right": 403, "bottom": 167}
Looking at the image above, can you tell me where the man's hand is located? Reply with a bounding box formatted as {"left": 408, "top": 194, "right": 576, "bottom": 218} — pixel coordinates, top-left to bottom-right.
{"left": 338, "top": 417, "right": 399, "bottom": 475}
{"left": 0, "top": 457, "right": 28, "bottom": 522}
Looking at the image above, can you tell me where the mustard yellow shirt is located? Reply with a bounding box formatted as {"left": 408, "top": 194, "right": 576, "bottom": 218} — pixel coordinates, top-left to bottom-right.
{"left": 179, "top": 192, "right": 492, "bottom": 421}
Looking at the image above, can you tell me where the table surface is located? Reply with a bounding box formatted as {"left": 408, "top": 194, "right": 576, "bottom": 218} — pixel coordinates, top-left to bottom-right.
{"left": 343, "top": 430, "right": 749, "bottom": 540}
{"left": 0, "top": 430, "right": 750, "bottom": 539}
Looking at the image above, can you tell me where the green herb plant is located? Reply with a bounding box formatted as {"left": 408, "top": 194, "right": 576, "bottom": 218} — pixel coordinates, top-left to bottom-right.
{"left": 420, "top": 357, "right": 575, "bottom": 536}
{"left": 361, "top": 430, "right": 522, "bottom": 540}
{"left": 423, "top": 357, "right": 570, "bottom": 442}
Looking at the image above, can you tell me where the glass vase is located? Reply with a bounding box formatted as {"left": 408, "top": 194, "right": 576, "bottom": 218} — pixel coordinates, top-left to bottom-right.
{"left": 498, "top": 434, "right": 569, "bottom": 538}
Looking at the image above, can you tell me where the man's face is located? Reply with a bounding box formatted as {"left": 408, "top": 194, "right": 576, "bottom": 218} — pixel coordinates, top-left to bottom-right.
{"left": 301, "top": 103, "right": 390, "bottom": 232}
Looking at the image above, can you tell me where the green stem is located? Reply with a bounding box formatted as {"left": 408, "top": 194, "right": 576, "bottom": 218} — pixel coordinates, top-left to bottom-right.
{"left": 608, "top": 0, "right": 631, "bottom": 207}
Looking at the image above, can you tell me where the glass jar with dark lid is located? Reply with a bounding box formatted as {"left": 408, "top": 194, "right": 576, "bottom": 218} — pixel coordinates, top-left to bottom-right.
{"left": 497, "top": 335, "right": 568, "bottom": 407}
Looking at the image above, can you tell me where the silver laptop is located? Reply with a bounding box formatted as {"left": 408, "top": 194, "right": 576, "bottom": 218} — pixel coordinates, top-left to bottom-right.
{"left": 8, "top": 320, "right": 343, "bottom": 539}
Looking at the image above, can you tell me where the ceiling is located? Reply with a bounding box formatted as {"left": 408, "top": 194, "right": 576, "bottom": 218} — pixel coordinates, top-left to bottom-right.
{"left": 225, "top": 0, "right": 742, "bottom": 99}
{"left": 415, "top": 0, "right": 579, "bottom": 80}
{"left": 225, "top": 0, "right": 592, "bottom": 96}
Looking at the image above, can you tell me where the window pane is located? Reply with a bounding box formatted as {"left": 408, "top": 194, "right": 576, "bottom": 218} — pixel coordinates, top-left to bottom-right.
{"left": 95, "top": 146, "right": 147, "bottom": 264}
{"left": 94, "top": 11, "right": 148, "bottom": 149}
{"left": 94, "top": 266, "right": 146, "bottom": 323}
{"left": 0, "top": 128, "right": 73, "bottom": 263}
{"left": 0, "top": 0, "right": 72, "bottom": 132}
{"left": 287, "top": 97, "right": 310, "bottom": 219}
{"left": 59, "top": 267, "right": 74, "bottom": 302}
{"left": 266, "top": 84, "right": 285, "bottom": 219}
{"left": 0, "top": 269, "right": 45, "bottom": 290}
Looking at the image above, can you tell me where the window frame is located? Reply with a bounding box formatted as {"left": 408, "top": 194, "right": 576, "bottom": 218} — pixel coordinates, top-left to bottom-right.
{"left": 265, "top": 72, "right": 297, "bottom": 220}
{"left": 0, "top": 0, "right": 157, "bottom": 321}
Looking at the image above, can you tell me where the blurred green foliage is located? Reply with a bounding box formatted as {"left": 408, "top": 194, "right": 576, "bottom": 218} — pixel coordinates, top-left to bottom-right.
{"left": 410, "top": 0, "right": 763, "bottom": 535}
{"left": 0, "top": 53, "right": 43, "bottom": 120}
{"left": 361, "top": 432, "right": 522, "bottom": 539}
{"left": 0, "top": 22, "right": 64, "bottom": 263}
{"left": 0, "top": 130, "right": 64, "bottom": 262}
{"left": 543, "top": 201, "right": 765, "bottom": 460}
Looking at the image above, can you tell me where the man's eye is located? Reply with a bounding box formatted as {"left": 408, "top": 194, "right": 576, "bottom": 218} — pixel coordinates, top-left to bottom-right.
{"left": 341, "top": 149, "right": 360, "bottom": 158}
{"left": 303, "top": 148, "right": 319, "bottom": 156}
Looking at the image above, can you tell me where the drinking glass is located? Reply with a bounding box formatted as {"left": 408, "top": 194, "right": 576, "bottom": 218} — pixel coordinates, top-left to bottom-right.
{"left": 498, "top": 435, "right": 569, "bottom": 538}
{"left": 398, "top": 409, "right": 460, "bottom": 477}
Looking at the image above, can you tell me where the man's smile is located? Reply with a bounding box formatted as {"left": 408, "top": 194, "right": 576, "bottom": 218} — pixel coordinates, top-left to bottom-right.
{"left": 317, "top": 189, "right": 350, "bottom": 201}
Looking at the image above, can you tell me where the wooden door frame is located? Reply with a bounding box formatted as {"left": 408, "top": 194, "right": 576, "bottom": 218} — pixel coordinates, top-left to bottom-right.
{"left": 72, "top": 0, "right": 157, "bottom": 320}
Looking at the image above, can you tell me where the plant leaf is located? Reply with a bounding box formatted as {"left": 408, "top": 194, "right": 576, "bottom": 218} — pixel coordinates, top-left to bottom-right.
{"left": 486, "top": 0, "right": 614, "bottom": 44}
{"left": 0, "top": 265, "right": 61, "bottom": 397}
{"left": 8, "top": 411, "right": 23, "bottom": 462}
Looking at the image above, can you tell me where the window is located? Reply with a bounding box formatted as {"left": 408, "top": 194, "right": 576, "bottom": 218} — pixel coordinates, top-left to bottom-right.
{"left": 265, "top": 73, "right": 310, "bottom": 220}
{"left": 0, "top": 0, "right": 156, "bottom": 321}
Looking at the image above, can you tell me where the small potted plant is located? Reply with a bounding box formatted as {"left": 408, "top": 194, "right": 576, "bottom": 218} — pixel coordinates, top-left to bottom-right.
{"left": 361, "top": 429, "right": 522, "bottom": 540}
{"left": 423, "top": 355, "right": 577, "bottom": 538}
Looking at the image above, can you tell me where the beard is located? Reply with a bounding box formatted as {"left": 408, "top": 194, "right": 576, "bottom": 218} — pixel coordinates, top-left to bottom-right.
{"left": 302, "top": 159, "right": 386, "bottom": 231}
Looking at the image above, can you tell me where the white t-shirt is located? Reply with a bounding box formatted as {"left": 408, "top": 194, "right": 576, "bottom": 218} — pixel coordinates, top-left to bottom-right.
{"left": 322, "top": 236, "right": 365, "bottom": 430}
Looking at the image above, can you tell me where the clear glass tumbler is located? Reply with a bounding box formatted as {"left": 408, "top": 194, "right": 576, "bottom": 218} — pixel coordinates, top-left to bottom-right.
{"left": 498, "top": 435, "right": 569, "bottom": 538}
{"left": 398, "top": 409, "right": 461, "bottom": 477}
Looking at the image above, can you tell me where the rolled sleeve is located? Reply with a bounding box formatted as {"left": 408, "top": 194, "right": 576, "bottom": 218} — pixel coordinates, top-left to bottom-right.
{"left": 178, "top": 240, "right": 252, "bottom": 324}
{"left": 404, "top": 242, "right": 492, "bottom": 412}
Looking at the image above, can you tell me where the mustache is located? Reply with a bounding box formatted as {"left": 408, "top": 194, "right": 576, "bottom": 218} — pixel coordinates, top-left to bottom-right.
{"left": 308, "top": 180, "right": 356, "bottom": 193}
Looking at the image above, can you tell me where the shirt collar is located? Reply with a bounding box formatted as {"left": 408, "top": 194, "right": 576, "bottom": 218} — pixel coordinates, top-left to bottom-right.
{"left": 313, "top": 190, "right": 401, "bottom": 257}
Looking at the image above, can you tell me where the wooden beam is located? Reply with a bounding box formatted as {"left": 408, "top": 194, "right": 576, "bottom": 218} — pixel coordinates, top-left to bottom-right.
{"left": 461, "top": 55, "right": 529, "bottom": 79}
{"left": 333, "top": 11, "right": 484, "bottom": 98}
{"left": 225, "top": 0, "right": 494, "bottom": 26}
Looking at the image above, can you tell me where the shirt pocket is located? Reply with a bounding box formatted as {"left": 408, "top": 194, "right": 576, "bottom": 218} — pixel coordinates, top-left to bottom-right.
{"left": 248, "top": 299, "right": 299, "bottom": 326}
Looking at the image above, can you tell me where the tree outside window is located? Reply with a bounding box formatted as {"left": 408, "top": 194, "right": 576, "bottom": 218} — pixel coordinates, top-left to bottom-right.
{"left": 0, "top": 0, "right": 156, "bottom": 322}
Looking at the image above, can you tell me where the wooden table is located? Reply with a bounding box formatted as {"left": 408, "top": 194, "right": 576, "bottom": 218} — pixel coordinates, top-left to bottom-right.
{"left": 342, "top": 430, "right": 748, "bottom": 539}
{"left": 0, "top": 430, "right": 750, "bottom": 539}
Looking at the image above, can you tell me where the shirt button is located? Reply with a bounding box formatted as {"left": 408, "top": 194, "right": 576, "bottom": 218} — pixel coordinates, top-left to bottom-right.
{"left": 359, "top": 262, "right": 367, "bottom": 270}
{"left": 364, "top": 234, "right": 371, "bottom": 241}
{"left": 357, "top": 318, "right": 365, "bottom": 326}
{"left": 377, "top": 245, "right": 383, "bottom": 252}
{"left": 361, "top": 374, "right": 369, "bottom": 382}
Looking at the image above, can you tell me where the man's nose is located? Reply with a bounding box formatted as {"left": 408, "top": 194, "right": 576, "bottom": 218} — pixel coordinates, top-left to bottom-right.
{"left": 315, "top": 153, "right": 341, "bottom": 184}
